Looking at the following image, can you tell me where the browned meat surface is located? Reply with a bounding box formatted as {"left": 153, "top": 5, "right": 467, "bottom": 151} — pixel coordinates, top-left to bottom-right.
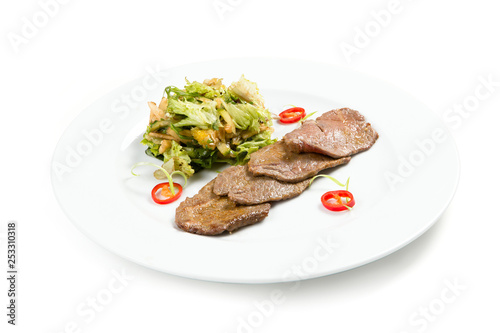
{"left": 214, "top": 165, "right": 310, "bottom": 205}
{"left": 248, "top": 140, "right": 351, "bottom": 182}
{"left": 283, "top": 108, "right": 378, "bottom": 158}
{"left": 175, "top": 180, "right": 270, "bottom": 235}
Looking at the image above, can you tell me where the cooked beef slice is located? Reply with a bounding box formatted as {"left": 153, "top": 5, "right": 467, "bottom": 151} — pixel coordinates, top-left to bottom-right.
{"left": 175, "top": 180, "right": 270, "bottom": 235}
{"left": 247, "top": 140, "right": 351, "bottom": 182}
{"left": 283, "top": 108, "right": 378, "bottom": 158}
{"left": 213, "top": 165, "right": 310, "bottom": 205}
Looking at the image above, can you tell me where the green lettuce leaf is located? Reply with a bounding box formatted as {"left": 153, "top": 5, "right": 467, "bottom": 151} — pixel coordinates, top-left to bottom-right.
{"left": 168, "top": 99, "right": 221, "bottom": 129}
{"left": 232, "top": 131, "right": 276, "bottom": 164}
{"left": 227, "top": 75, "right": 265, "bottom": 107}
{"left": 184, "top": 80, "right": 218, "bottom": 98}
{"left": 222, "top": 102, "right": 271, "bottom": 132}
{"left": 153, "top": 141, "right": 195, "bottom": 179}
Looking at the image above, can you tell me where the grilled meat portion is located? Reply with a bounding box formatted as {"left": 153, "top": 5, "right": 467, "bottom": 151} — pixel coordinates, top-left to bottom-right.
{"left": 248, "top": 140, "right": 351, "bottom": 182}
{"left": 214, "top": 165, "right": 310, "bottom": 205}
{"left": 175, "top": 180, "right": 270, "bottom": 235}
{"left": 284, "top": 108, "right": 378, "bottom": 158}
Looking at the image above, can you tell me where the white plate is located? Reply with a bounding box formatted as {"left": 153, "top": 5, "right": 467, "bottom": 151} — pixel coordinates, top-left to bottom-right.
{"left": 51, "top": 58, "right": 459, "bottom": 283}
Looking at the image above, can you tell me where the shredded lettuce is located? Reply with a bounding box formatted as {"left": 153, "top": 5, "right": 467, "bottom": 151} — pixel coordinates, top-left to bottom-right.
{"left": 222, "top": 102, "right": 271, "bottom": 132}
{"left": 184, "top": 80, "right": 222, "bottom": 99}
{"left": 232, "top": 132, "right": 276, "bottom": 164}
{"left": 141, "top": 138, "right": 160, "bottom": 157}
{"left": 140, "top": 76, "right": 274, "bottom": 177}
{"left": 157, "top": 141, "right": 195, "bottom": 178}
{"left": 228, "top": 75, "right": 265, "bottom": 107}
{"left": 168, "top": 99, "right": 221, "bottom": 129}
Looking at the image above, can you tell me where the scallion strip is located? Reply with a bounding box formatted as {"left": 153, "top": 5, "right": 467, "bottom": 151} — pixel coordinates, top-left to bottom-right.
{"left": 131, "top": 162, "right": 188, "bottom": 194}
{"left": 309, "top": 174, "right": 350, "bottom": 191}
{"left": 299, "top": 111, "right": 318, "bottom": 124}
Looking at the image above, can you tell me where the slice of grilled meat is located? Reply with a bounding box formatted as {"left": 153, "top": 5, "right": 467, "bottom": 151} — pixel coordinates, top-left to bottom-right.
{"left": 214, "top": 165, "right": 310, "bottom": 205}
{"left": 248, "top": 140, "right": 351, "bottom": 182}
{"left": 175, "top": 180, "right": 270, "bottom": 235}
{"left": 284, "top": 108, "right": 378, "bottom": 158}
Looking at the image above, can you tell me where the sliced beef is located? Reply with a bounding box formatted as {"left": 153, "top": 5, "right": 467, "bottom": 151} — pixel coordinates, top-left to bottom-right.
{"left": 214, "top": 165, "right": 310, "bottom": 205}
{"left": 248, "top": 140, "right": 351, "bottom": 182}
{"left": 175, "top": 180, "right": 270, "bottom": 236}
{"left": 283, "top": 108, "right": 378, "bottom": 158}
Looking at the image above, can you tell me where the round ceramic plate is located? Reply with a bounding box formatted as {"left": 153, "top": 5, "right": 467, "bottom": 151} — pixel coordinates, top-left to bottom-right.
{"left": 51, "top": 58, "right": 459, "bottom": 283}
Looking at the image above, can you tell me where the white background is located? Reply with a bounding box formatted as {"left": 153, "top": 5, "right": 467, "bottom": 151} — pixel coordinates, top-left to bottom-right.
{"left": 1, "top": 0, "right": 499, "bottom": 332}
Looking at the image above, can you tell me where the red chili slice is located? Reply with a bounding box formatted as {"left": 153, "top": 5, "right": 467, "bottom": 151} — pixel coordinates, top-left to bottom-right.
{"left": 151, "top": 182, "right": 182, "bottom": 205}
{"left": 321, "top": 190, "right": 355, "bottom": 211}
{"left": 279, "top": 107, "right": 306, "bottom": 123}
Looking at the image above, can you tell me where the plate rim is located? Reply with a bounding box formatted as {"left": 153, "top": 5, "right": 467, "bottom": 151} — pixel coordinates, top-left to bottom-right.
{"left": 51, "top": 57, "right": 461, "bottom": 284}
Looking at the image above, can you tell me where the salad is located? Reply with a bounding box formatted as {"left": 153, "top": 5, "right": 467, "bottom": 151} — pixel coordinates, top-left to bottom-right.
{"left": 141, "top": 76, "right": 275, "bottom": 179}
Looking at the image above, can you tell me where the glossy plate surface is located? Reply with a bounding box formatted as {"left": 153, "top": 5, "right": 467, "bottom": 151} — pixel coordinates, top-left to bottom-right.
{"left": 51, "top": 58, "right": 459, "bottom": 283}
